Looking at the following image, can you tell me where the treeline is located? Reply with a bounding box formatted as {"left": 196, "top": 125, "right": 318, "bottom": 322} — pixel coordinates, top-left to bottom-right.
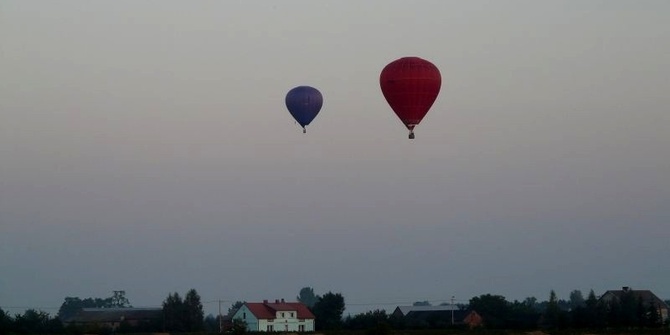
{"left": 0, "top": 309, "right": 64, "bottom": 335}
{"left": 0, "top": 290, "right": 201, "bottom": 335}
{"left": 2, "top": 288, "right": 669, "bottom": 334}
{"left": 342, "top": 289, "right": 670, "bottom": 332}
{"left": 58, "top": 290, "right": 131, "bottom": 320}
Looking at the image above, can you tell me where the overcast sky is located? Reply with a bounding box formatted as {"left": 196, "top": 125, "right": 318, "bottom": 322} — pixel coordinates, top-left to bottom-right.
{"left": 1, "top": 0, "right": 669, "bottom": 317}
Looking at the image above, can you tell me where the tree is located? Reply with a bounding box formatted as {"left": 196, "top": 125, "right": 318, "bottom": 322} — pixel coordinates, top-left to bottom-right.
{"left": 618, "top": 289, "right": 637, "bottom": 327}
{"left": 468, "top": 294, "right": 510, "bottom": 328}
{"left": 0, "top": 308, "right": 13, "bottom": 334}
{"left": 569, "top": 290, "right": 585, "bottom": 309}
{"left": 162, "top": 289, "right": 204, "bottom": 332}
{"left": 508, "top": 300, "right": 541, "bottom": 329}
{"left": 297, "top": 287, "right": 319, "bottom": 308}
{"left": 228, "top": 301, "right": 245, "bottom": 317}
{"left": 57, "top": 292, "right": 131, "bottom": 321}
{"left": 204, "top": 314, "right": 218, "bottom": 332}
{"left": 184, "top": 289, "right": 204, "bottom": 331}
{"left": 312, "top": 292, "right": 345, "bottom": 330}
{"left": 58, "top": 297, "right": 89, "bottom": 320}
{"left": 231, "top": 318, "right": 247, "bottom": 335}
{"left": 343, "top": 310, "right": 389, "bottom": 331}
{"left": 163, "top": 292, "right": 186, "bottom": 332}
{"left": 344, "top": 310, "right": 391, "bottom": 335}
{"left": 584, "top": 290, "right": 597, "bottom": 310}
{"left": 111, "top": 290, "right": 131, "bottom": 308}
{"left": 523, "top": 296, "right": 538, "bottom": 310}
{"left": 543, "top": 290, "right": 560, "bottom": 328}
{"left": 13, "top": 309, "right": 51, "bottom": 334}
{"left": 583, "top": 289, "right": 606, "bottom": 328}
{"left": 646, "top": 301, "right": 661, "bottom": 327}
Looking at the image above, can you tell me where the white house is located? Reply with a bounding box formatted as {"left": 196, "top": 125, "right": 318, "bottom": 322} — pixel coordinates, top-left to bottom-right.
{"left": 232, "top": 299, "right": 315, "bottom": 332}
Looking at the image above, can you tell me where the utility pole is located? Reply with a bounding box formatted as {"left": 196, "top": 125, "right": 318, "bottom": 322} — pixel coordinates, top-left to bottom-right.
{"left": 451, "top": 296, "right": 455, "bottom": 325}
{"left": 219, "top": 300, "right": 223, "bottom": 333}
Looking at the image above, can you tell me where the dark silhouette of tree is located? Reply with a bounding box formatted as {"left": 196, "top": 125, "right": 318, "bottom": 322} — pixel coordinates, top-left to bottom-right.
{"left": 569, "top": 290, "right": 585, "bottom": 309}
{"left": 13, "top": 309, "right": 51, "bottom": 334}
{"left": 508, "top": 299, "right": 541, "bottom": 329}
{"left": 296, "top": 287, "right": 319, "bottom": 308}
{"left": 228, "top": 301, "right": 245, "bottom": 317}
{"left": 583, "top": 289, "right": 606, "bottom": 328}
{"left": 184, "top": 289, "right": 204, "bottom": 331}
{"left": 618, "top": 289, "right": 637, "bottom": 327}
{"left": 162, "top": 289, "right": 204, "bottom": 332}
{"left": 605, "top": 297, "right": 621, "bottom": 327}
{"left": 58, "top": 297, "right": 85, "bottom": 321}
{"left": 163, "top": 289, "right": 205, "bottom": 332}
{"left": 543, "top": 290, "right": 560, "bottom": 328}
{"left": 646, "top": 301, "right": 661, "bottom": 327}
{"left": 0, "top": 308, "right": 13, "bottom": 334}
{"left": 57, "top": 292, "right": 131, "bottom": 321}
{"left": 468, "top": 294, "right": 510, "bottom": 328}
{"left": 312, "top": 292, "right": 345, "bottom": 330}
{"left": 231, "top": 318, "right": 247, "bottom": 335}
{"left": 343, "top": 309, "right": 390, "bottom": 332}
{"left": 523, "top": 296, "right": 538, "bottom": 310}
{"left": 203, "top": 314, "right": 218, "bottom": 332}
{"left": 163, "top": 292, "right": 186, "bottom": 332}
{"left": 111, "top": 290, "right": 131, "bottom": 308}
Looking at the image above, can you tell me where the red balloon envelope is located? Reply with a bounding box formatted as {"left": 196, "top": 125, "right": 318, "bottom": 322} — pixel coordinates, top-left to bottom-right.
{"left": 380, "top": 57, "right": 441, "bottom": 139}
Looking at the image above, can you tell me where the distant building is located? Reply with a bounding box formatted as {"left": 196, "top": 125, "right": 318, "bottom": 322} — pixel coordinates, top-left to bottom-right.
{"left": 599, "top": 286, "right": 669, "bottom": 322}
{"left": 62, "top": 307, "right": 162, "bottom": 330}
{"left": 232, "top": 299, "right": 315, "bottom": 332}
{"left": 391, "top": 305, "right": 483, "bottom": 328}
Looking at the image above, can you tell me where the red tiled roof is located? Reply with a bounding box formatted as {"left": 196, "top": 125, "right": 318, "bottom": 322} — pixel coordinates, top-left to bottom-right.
{"left": 245, "top": 303, "right": 276, "bottom": 319}
{"left": 245, "top": 302, "right": 315, "bottom": 320}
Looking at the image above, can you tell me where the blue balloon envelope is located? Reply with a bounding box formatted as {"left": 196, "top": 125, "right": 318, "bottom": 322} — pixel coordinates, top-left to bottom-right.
{"left": 285, "top": 86, "right": 323, "bottom": 133}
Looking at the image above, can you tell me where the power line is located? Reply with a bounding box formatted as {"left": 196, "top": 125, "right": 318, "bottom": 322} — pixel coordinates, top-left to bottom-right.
{"left": 202, "top": 300, "right": 235, "bottom": 304}
{"left": 346, "top": 298, "right": 469, "bottom": 306}
{"left": 2, "top": 297, "right": 469, "bottom": 314}
{"left": 1, "top": 306, "right": 60, "bottom": 310}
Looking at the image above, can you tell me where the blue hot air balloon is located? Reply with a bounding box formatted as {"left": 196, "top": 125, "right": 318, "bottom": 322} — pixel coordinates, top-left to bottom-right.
{"left": 285, "top": 86, "right": 323, "bottom": 133}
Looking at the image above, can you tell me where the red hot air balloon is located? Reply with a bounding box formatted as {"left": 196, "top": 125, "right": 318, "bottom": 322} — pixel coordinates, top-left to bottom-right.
{"left": 380, "top": 57, "right": 441, "bottom": 139}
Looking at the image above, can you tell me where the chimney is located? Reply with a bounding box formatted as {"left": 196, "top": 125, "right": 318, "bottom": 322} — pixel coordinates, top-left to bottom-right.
{"left": 275, "top": 299, "right": 280, "bottom": 303}
{"left": 281, "top": 298, "right": 285, "bottom": 303}
{"left": 263, "top": 300, "right": 268, "bottom": 304}
{"left": 622, "top": 286, "right": 630, "bottom": 292}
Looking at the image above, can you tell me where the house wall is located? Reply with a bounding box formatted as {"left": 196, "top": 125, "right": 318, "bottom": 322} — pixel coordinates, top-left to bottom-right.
{"left": 233, "top": 305, "right": 314, "bottom": 332}
{"left": 258, "top": 315, "right": 314, "bottom": 332}
{"left": 232, "top": 305, "right": 260, "bottom": 331}
{"left": 258, "top": 319, "right": 314, "bottom": 332}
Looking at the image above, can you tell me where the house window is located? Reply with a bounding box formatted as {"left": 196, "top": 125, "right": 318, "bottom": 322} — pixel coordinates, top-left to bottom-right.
{"left": 299, "top": 325, "right": 305, "bottom": 332}
{"left": 281, "top": 312, "right": 285, "bottom": 318}
{"left": 290, "top": 312, "right": 294, "bottom": 318}
{"left": 243, "top": 312, "right": 246, "bottom": 319}
{"left": 267, "top": 325, "right": 273, "bottom": 332}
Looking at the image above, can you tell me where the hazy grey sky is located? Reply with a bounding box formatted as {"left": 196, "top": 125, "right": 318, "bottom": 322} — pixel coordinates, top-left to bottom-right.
{"left": 1, "top": 0, "right": 669, "bottom": 316}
